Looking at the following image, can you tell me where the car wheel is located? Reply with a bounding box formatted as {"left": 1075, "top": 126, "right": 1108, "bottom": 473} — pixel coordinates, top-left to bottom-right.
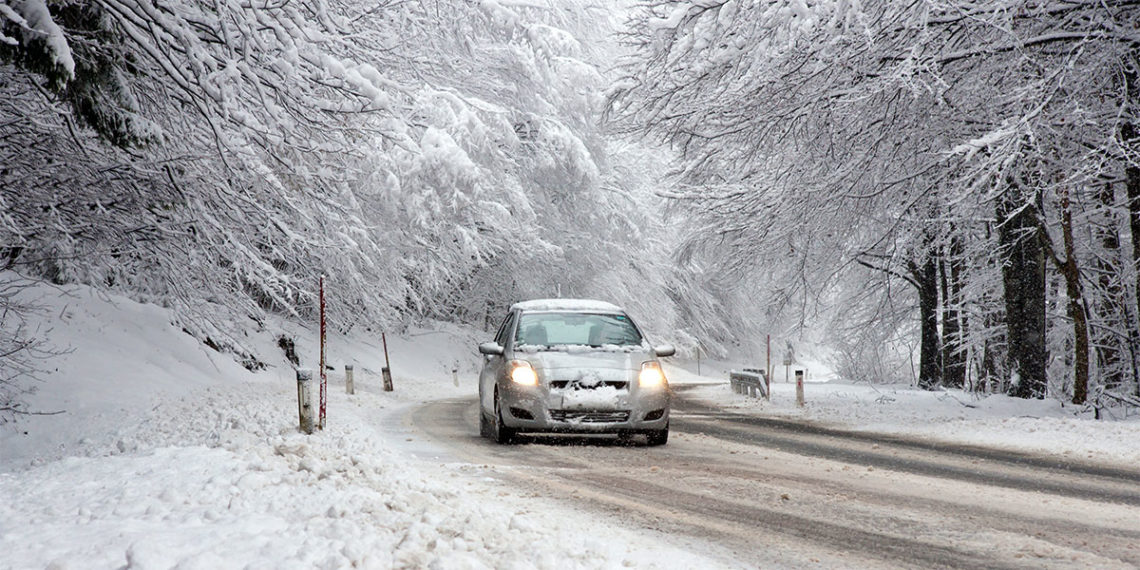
{"left": 492, "top": 388, "right": 516, "bottom": 444}
{"left": 646, "top": 424, "right": 668, "bottom": 446}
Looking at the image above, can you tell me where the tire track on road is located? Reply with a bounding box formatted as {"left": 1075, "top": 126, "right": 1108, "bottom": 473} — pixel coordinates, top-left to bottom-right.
{"left": 672, "top": 388, "right": 1140, "bottom": 507}
{"left": 410, "top": 396, "right": 1140, "bottom": 569}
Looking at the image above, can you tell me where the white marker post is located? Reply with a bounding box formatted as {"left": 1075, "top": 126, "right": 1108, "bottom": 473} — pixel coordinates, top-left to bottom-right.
{"left": 297, "top": 368, "right": 314, "bottom": 434}
{"left": 345, "top": 364, "right": 355, "bottom": 395}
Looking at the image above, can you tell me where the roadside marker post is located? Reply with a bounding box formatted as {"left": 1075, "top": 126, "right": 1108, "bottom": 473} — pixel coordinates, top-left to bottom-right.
{"left": 783, "top": 341, "right": 794, "bottom": 383}
{"left": 382, "top": 332, "right": 394, "bottom": 392}
{"left": 795, "top": 370, "right": 805, "bottom": 408}
{"left": 766, "top": 335, "right": 771, "bottom": 396}
{"left": 296, "top": 368, "right": 314, "bottom": 434}
{"left": 765, "top": 335, "right": 771, "bottom": 401}
{"left": 319, "top": 276, "right": 327, "bottom": 430}
{"left": 345, "top": 364, "right": 355, "bottom": 395}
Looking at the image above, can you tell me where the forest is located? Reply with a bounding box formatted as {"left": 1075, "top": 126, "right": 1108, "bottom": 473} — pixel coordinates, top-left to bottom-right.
{"left": 2, "top": 0, "right": 1139, "bottom": 417}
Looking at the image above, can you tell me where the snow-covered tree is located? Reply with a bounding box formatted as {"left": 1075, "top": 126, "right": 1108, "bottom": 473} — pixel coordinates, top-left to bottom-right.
{"left": 609, "top": 0, "right": 1140, "bottom": 402}
{"left": 2, "top": 0, "right": 706, "bottom": 381}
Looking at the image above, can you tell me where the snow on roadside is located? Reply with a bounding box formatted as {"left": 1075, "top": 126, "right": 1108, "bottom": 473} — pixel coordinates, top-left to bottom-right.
{"left": 6, "top": 274, "right": 1140, "bottom": 569}
{"left": 0, "top": 277, "right": 723, "bottom": 569}
{"left": 668, "top": 362, "right": 1140, "bottom": 468}
{"left": 5, "top": 381, "right": 712, "bottom": 569}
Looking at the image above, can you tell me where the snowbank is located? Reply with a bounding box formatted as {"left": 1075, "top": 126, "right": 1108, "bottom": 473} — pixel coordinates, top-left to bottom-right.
{"left": 0, "top": 278, "right": 719, "bottom": 569}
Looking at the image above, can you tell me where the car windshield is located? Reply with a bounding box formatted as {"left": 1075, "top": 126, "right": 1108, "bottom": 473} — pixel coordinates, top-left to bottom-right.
{"left": 514, "top": 312, "right": 643, "bottom": 348}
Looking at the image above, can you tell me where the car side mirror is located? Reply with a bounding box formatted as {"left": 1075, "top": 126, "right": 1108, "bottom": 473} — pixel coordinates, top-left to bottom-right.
{"left": 653, "top": 344, "right": 675, "bottom": 358}
{"left": 478, "top": 342, "right": 504, "bottom": 356}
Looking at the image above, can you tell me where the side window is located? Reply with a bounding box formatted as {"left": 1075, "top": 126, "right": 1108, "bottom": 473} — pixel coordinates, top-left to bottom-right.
{"left": 493, "top": 312, "right": 516, "bottom": 346}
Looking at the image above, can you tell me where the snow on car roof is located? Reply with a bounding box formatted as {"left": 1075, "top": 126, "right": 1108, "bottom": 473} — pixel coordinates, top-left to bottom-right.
{"left": 510, "top": 298, "right": 625, "bottom": 313}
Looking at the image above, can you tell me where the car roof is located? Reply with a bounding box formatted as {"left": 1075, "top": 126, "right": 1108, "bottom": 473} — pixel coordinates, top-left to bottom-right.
{"left": 510, "top": 298, "right": 625, "bottom": 313}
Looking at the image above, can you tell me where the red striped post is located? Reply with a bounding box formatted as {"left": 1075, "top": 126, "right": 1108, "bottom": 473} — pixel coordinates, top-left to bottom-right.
{"left": 319, "top": 275, "right": 327, "bottom": 430}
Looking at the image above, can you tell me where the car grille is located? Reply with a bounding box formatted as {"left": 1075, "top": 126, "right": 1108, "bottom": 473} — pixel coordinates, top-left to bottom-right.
{"left": 550, "top": 381, "right": 628, "bottom": 390}
{"left": 549, "top": 410, "right": 631, "bottom": 423}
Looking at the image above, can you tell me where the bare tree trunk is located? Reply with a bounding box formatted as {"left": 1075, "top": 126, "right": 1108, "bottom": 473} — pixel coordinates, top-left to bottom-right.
{"left": 998, "top": 177, "right": 1048, "bottom": 399}
{"left": 940, "top": 237, "right": 967, "bottom": 389}
{"left": 1055, "top": 188, "right": 1090, "bottom": 404}
{"left": 1124, "top": 55, "right": 1140, "bottom": 397}
{"left": 911, "top": 252, "right": 941, "bottom": 390}
{"left": 1093, "top": 182, "right": 1128, "bottom": 392}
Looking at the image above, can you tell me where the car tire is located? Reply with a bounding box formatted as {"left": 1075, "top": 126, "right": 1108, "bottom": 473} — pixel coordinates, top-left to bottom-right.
{"left": 492, "top": 389, "right": 516, "bottom": 444}
{"left": 646, "top": 425, "right": 668, "bottom": 446}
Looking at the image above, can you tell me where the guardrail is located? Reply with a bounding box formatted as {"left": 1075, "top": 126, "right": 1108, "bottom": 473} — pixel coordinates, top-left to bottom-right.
{"left": 730, "top": 368, "right": 769, "bottom": 400}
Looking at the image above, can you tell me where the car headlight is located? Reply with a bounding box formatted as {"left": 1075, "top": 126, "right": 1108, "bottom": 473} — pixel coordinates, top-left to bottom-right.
{"left": 639, "top": 361, "right": 666, "bottom": 387}
{"left": 509, "top": 360, "right": 538, "bottom": 386}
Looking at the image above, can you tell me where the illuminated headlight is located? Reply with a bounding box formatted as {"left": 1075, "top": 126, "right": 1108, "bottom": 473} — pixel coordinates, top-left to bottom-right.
{"left": 639, "top": 361, "right": 666, "bottom": 387}
{"left": 509, "top": 360, "right": 538, "bottom": 386}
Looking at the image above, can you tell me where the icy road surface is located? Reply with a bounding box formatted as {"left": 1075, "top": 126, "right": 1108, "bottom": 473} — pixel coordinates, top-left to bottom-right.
{"left": 409, "top": 387, "right": 1140, "bottom": 569}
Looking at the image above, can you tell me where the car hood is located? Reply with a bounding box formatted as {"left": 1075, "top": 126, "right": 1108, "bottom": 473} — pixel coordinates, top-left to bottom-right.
{"left": 517, "top": 347, "right": 649, "bottom": 371}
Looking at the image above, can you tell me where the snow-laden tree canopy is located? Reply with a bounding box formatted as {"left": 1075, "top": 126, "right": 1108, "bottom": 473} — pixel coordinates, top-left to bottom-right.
{"left": 13, "top": 0, "right": 1139, "bottom": 409}
{"left": 609, "top": 0, "right": 1140, "bottom": 402}
{"left": 1, "top": 0, "right": 723, "bottom": 369}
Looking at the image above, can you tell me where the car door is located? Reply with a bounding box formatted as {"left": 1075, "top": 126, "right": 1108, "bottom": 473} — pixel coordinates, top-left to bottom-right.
{"left": 480, "top": 310, "right": 515, "bottom": 413}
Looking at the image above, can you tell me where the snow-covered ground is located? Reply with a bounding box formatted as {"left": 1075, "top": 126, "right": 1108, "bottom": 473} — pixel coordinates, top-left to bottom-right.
{"left": 3, "top": 277, "right": 1140, "bottom": 568}
{"left": 0, "top": 278, "right": 721, "bottom": 569}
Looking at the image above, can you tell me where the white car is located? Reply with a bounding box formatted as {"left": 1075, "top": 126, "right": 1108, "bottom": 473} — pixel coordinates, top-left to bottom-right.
{"left": 477, "top": 299, "right": 674, "bottom": 445}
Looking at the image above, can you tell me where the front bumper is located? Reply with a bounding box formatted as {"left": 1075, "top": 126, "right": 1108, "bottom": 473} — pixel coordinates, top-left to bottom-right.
{"left": 499, "top": 382, "right": 670, "bottom": 433}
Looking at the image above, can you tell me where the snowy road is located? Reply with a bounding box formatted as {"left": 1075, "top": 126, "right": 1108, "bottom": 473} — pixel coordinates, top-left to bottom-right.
{"left": 10, "top": 282, "right": 1140, "bottom": 569}
{"left": 410, "top": 387, "right": 1140, "bottom": 569}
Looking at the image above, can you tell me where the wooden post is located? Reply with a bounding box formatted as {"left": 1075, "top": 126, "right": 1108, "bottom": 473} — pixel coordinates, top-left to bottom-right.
{"left": 297, "top": 368, "right": 314, "bottom": 434}
{"left": 795, "top": 370, "right": 805, "bottom": 408}
{"left": 696, "top": 344, "right": 701, "bottom": 376}
{"left": 783, "top": 342, "right": 793, "bottom": 383}
{"left": 381, "top": 332, "right": 393, "bottom": 392}
{"left": 766, "top": 335, "right": 771, "bottom": 392}
{"left": 345, "top": 364, "right": 354, "bottom": 395}
{"left": 319, "top": 276, "right": 327, "bottom": 430}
